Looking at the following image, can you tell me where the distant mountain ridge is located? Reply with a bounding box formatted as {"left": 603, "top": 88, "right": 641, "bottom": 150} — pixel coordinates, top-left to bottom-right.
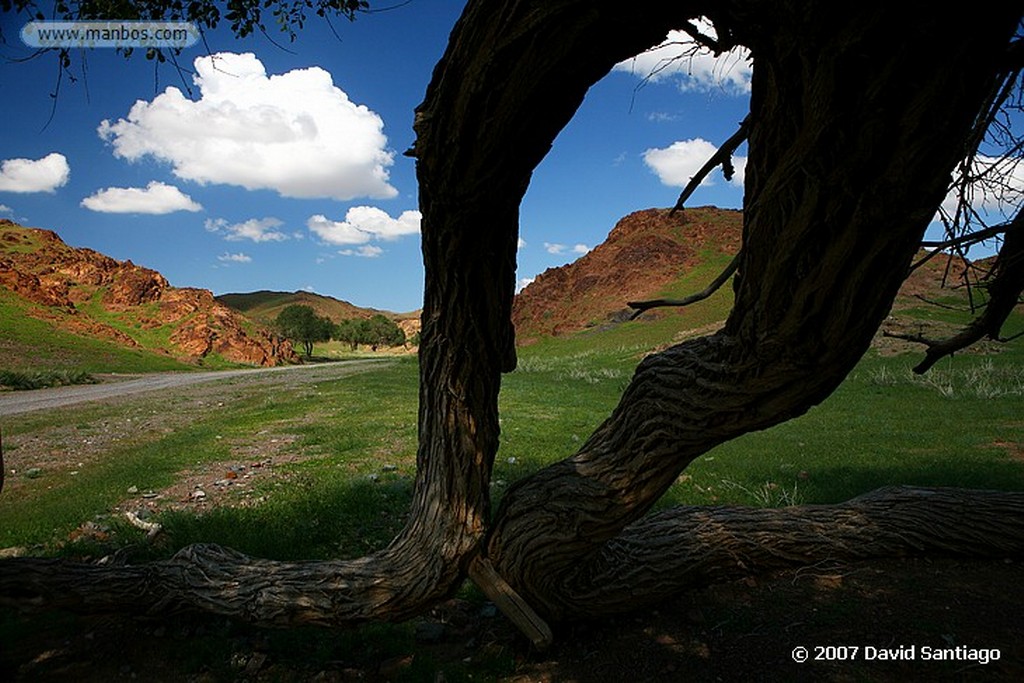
{"left": 0, "top": 220, "right": 295, "bottom": 367}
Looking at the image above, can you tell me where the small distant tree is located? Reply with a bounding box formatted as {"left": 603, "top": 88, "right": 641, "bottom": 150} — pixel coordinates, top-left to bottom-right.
{"left": 334, "top": 315, "right": 405, "bottom": 351}
{"left": 276, "top": 305, "right": 333, "bottom": 357}
{"left": 363, "top": 314, "right": 405, "bottom": 351}
{"left": 334, "top": 318, "right": 364, "bottom": 351}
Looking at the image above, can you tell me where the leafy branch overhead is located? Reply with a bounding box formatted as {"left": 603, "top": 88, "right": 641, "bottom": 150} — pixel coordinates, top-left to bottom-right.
{"left": 0, "top": 0, "right": 371, "bottom": 129}
{"left": 1, "top": 0, "right": 369, "bottom": 42}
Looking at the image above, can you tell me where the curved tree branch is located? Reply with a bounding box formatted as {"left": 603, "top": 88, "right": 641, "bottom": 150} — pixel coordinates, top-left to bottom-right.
{"left": 486, "top": 1, "right": 1021, "bottom": 621}
{"left": 669, "top": 116, "right": 750, "bottom": 216}
{"left": 627, "top": 252, "right": 739, "bottom": 319}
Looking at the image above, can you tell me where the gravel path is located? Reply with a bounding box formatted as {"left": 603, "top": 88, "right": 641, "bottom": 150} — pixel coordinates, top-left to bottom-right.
{"left": 0, "top": 360, "right": 393, "bottom": 417}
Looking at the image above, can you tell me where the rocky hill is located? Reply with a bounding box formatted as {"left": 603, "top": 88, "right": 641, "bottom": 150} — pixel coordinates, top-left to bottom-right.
{"left": 511, "top": 206, "right": 1008, "bottom": 348}
{"left": 513, "top": 207, "right": 742, "bottom": 340}
{"left": 0, "top": 220, "right": 295, "bottom": 367}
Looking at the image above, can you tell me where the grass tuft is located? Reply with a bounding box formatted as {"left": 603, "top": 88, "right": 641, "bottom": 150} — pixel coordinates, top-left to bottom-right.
{"left": 0, "top": 368, "right": 98, "bottom": 391}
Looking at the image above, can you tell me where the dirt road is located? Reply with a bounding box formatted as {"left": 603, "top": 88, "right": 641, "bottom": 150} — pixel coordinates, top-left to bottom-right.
{"left": 0, "top": 360, "right": 393, "bottom": 417}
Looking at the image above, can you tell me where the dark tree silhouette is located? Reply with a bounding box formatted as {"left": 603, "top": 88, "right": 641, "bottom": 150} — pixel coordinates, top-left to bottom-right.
{"left": 1, "top": 1, "right": 1023, "bottom": 647}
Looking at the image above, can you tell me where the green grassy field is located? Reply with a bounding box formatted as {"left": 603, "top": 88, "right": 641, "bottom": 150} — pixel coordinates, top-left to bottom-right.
{"left": 2, "top": 308, "right": 1021, "bottom": 554}
{"left": 1, "top": 307, "right": 1021, "bottom": 681}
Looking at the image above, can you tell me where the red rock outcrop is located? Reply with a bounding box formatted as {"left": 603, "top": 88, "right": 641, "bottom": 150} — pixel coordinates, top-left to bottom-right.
{"left": 512, "top": 207, "right": 743, "bottom": 339}
{"left": 0, "top": 220, "right": 296, "bottom": 366}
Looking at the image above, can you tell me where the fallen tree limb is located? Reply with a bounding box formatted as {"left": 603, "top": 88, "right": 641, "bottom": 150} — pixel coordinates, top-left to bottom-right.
{"left": 3, "top": 486, "right": 1021, "bottom": 628}
{"left": 0, "top": 538, "right": 464, "bottom": 626}
{"left": 538, "top": 486, "right": 1024, "bottom": 619}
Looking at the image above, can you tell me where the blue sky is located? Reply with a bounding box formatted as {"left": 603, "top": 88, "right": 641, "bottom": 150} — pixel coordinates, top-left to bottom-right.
{"left": 0, "top": 5, "right": 755, "bottom": 312}
{"left": 1, "top": 5, "right": 1013, "bottom": 313}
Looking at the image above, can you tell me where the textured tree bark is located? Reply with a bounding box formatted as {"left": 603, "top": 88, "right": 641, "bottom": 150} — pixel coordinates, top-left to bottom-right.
{"left": 0, "top": 0, "right": 700, "bottom": 626}
{"left": 481, "top": 2, "right": 1024, "bottom": 620}
{"left": 1, "top": 1, "right": 1022, "bottom": 632}
{"left": 3, "top": 485, "right": 1022, "bottom": 623}
{"left": 541, "top": 486, "right": 1024, "bottom": 618}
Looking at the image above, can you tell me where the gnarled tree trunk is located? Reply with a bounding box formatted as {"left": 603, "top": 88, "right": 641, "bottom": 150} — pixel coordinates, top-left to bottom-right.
{"left": 472, "top": 0, "right": 1024, "bottom": 621}
{"left": 1, "top": 0, "right": 1023, "bottom": 636}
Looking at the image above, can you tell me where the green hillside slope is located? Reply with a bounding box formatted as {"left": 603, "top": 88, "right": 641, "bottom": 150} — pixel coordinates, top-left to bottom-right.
{"left": 217, "top": 290, "right": 395, "bottom": 325}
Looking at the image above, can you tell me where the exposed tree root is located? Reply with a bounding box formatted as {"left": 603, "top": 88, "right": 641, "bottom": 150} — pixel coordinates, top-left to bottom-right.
{"left": 1, "top": 487, "right": 1021, "bottom": 635}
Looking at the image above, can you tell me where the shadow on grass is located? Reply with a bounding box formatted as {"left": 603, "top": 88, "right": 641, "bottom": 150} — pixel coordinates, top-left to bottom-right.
{"left": 661, "top": 444, "right": 1024, "bottom": 509}
{"left": 792, "top": 457, "right": 1024, "bottom": 505}
{"left": 92, "top": 475, "right": 416, "bottom": 564}
{"left": 131, "top": 451, "right": 1024, "bottom": 563}
{"left": 10, "top": 458, "right": 1024, "bottom": 682}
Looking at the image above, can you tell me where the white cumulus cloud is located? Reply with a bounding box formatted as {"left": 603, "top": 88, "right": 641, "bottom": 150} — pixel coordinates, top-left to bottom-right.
{"left": 81, "top": 181, "right": 202, "bottom": 214}
{"left": 643, "top": 138, "right": 746, "bottom": 189}
{"left": 614, "top": 21, "right": 752, "bottom": 94}
{"left": 339, "top": 245, "right": 384, "bottom": 258}
{"left": 205, "top": 217, "right": 288, "bottom": 242}
{"left": 516, "top": 277, "right": 535, "bottom": 293}
{"left": 939, "top": 154, "right": 1024, "bottom": 219}
{"left": 0, "top": 153, "right": 70, "bottom": 193}
{"left": 218, "top": 252, "right": 252, "bottom": 263}
{"left": 544, "top": 242, "right": 591, "bottom": 256}
{"left": 97, "top": 52, "right": 397, "bottom": 201}
{"left": 307, "top": 206, "right": 420, "bottom": 247}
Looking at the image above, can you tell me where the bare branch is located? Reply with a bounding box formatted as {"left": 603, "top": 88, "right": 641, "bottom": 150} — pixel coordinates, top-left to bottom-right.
{"left": 919, "top": 221, "right": 1011, "bottom": 250}
{"left": 669, "top": 116, "right": 749, "bottom": 216}
{"left": 900, "top": 210, "right": 1024, "bottom": 373}
{"left": 678, "top": 19, "right": 727, "bottom": 52}
{"left": 910, "top": 221, "right": 1012, "bottom": 275}
{"left": 627, "top": 252, "right": 739, "bottom": 319}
